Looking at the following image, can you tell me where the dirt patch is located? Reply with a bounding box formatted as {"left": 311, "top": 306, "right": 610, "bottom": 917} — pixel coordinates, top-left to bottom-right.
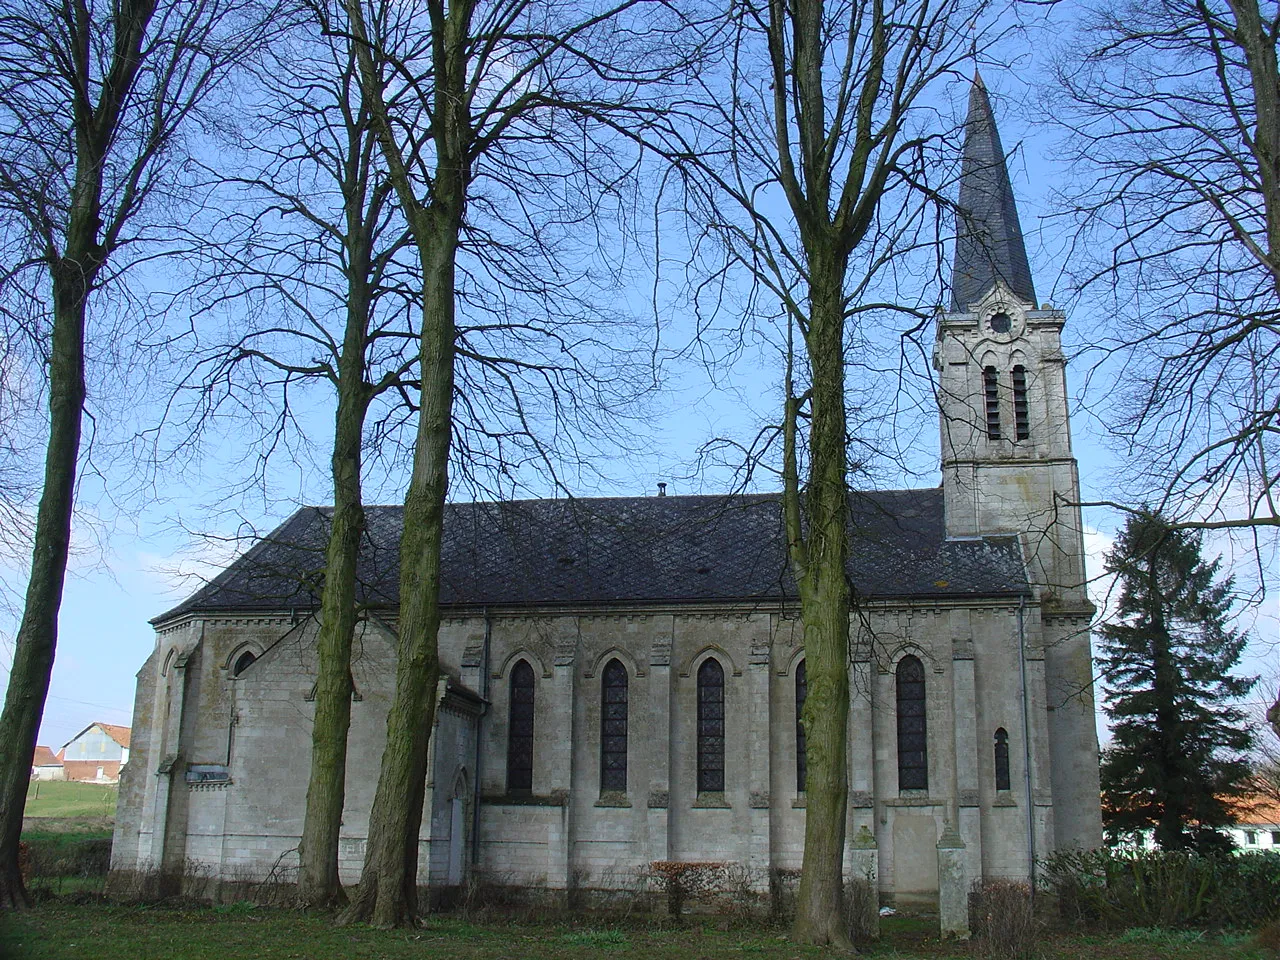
{"left": 24, "top": 816, "right": 114, "bottom": 834}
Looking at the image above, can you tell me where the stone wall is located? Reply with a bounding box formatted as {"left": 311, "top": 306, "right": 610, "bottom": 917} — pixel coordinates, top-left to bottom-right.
{"left": 110, "top": 593, "right": 1086, "bottom": 903}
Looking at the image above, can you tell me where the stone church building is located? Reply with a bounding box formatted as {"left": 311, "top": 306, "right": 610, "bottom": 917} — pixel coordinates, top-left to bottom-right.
{"left": 109, "top": 76, "right": 1103, "bottom": 908}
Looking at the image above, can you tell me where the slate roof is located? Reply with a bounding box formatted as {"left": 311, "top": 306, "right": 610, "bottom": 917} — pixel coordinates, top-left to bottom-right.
{"left": 951, "top": 73, "right": 1037, "bottom": 311}
{"left": 155, "top": 489, "right": 1029, "bottom": 623}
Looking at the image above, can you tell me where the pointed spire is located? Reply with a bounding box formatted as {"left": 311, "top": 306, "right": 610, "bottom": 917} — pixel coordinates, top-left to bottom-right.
{"left": 950, "top": 73, "right": 1037, "bottom": 311}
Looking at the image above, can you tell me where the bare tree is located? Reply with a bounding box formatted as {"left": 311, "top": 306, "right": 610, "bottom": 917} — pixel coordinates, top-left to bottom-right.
{"left": 1053, "top": 0, "right": 1280, "bottom": 745}
{"left": 0, "top": 0, "right": 262, "bottom": 909}
{"left": 0, "top": 330, "right": 37, "bottom": 618}
{"left": 158, "top": 19, "right": 421, "bottom": 907}
{"left": 656, "top": 0, "right": 994, "bottom": 944}
{"left": 332, "top": 0, "right": 684, "bottom": 925}
{"left": 1054, "top": 0, "right": 1280, "bottom": 534}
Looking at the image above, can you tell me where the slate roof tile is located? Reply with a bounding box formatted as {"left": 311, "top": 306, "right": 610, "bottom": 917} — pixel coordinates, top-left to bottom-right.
{"left": 951, "top": 73, "right": 1037, "bottom": 310}
{"left": 155, "top": 489, "right": 1029, "bottom": 623}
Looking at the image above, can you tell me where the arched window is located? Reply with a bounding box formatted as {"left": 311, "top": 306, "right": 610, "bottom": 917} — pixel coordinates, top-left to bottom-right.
{"left": 1011, "top": 366, "right": 1029, "bottom": 440}
{"left": 600, "top": 659, "right": 628, "bottom": 792}
{"left": 507, "top": 660, "right": 535, "bottom": 793}
{"left": 896, "top": 655, "right": 928, "bottom": 790}
{"left": 232, "top": 650, "right": 256, "bottom": 677}
{"left": 795, "top": 660, "right": 807, "bottom": 793}
{"left": 994, "top": 727, "right": 1011, "bottom": 791}
{"left": 983, "top": 366, "right": 1001, "bottom": 440}
{"left": 697, "top": 658, "right": 725, "bottom": 793}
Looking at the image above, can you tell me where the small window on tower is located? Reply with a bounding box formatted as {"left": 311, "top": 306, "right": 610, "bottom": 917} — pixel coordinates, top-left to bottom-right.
{"left": 983, "top": 366, "right": 1001, "bottom": 440}
{"left": 1012, "top": 365, "right": 1030, "bottom": 440}
{"left": 989, "top": 311, "right": 1012, "bottom": 333}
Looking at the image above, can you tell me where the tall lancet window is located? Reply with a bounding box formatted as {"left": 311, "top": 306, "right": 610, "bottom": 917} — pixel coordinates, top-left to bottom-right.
{"left": 600, "top": 659, "right": 628, "bottom": 792}
{"left": 697, "top": 658, "right": 725, "bottom": 792}
{"left": 507, "top": 660, "right": 535, "bottom": 793}
{"left": 994, "top": 727, "right": 1011, "bottom": 791}
{"left": 795, "top": 660, "right": 807, "bottom": 793}
{"left": 896, "top": 655, "right": 928, "bottom": 790}
{"left": 1011, "top": 366, "right": 1030, "bottom": 440}
{"left": 983, "top": 366, "right": 1001, "bottom": 440}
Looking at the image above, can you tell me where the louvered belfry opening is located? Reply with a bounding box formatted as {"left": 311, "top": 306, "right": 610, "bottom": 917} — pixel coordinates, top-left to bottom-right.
{"left": 507, "top": 659, "right": 535, "bottom": 793}
{"left": 1012, "top": 365, "right": 1030, "bottom": 440}
{"left": 600, "top": 658, "right": 628, "bottom": 792}
{"left": 896, "top": 655, "right": 928, "bottom": 790}
{"left": 697, "top": 658, "right": 725, "bottom": 793}
{"left": 795, "top": 660, "right": 807, "bottom": 793}
{"left": 983, "top": 366, "right": 1001, "bottom": 440}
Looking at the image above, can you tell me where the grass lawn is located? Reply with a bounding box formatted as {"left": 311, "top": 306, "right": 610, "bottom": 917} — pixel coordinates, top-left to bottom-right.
{"left": 24, "top": 780, "right": 118, "bottom": 820}
{"left": 0, "top": 905, "right": 1270, "bottom": 960}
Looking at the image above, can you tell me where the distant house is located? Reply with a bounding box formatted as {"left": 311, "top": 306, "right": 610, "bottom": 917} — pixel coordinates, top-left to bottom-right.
{"left": 61, "top": 723, "right": 131, "bottom": 783}
{"left": 30, "top": 745, "right": 65, "bottom": 781}
{"left": 1230, "top": 798, "right": 1280, "bottom": 852}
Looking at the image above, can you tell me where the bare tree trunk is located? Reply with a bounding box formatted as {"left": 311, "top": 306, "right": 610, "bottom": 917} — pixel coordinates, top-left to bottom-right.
{"left": 0, "top": 274, "right": 88, "bottom": 910}
{"left": 296, "top": 290, "right": 372, "bottom": 907}
{"left": 786, "top": 254, "right": 853, "bottom": 948}
{"left": 337, "top": 204, "right": 459, "bottom": 925}
{"left": 336, "top": 0, "right": 470, "bottom": 922}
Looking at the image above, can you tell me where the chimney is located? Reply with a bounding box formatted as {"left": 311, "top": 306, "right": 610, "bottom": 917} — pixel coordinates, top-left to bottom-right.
{"left": 657, "top": 482, "right": 667, "bottom": 497}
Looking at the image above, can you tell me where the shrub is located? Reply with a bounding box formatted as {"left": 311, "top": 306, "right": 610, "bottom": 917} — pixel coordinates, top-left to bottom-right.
{"left": 970, "top": 879, "right": 1039, "bottom": 960}
{"left": 1042, "top": 848, "right": 1280, "bottom": 930}
{"left": 845, "top": 874, "right": 878, "bottom": 943}
{"left": 647, "top": 861, "right": 727, "bottom": 916}
{"left": 23, "top": 834, "right": 111, "bottom": 880}
{"left": 768, "top": 867, "right": 800, "bottom": 922}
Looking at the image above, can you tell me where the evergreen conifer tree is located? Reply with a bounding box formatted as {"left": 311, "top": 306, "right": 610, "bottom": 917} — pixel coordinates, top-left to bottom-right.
{"left": 1099, "top": 512, "right": 1256, "bottom": 853}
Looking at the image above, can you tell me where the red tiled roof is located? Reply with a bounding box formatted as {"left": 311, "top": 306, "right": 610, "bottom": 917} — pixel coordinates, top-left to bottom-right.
{"left": 97, "top": 723, "right": 131, "bottom": 748}
{"left": 31, "top": 746, "right": 61, "bottom": 767}
{"left": 1235, "top": 796, "right": 1280, "bottom": 826}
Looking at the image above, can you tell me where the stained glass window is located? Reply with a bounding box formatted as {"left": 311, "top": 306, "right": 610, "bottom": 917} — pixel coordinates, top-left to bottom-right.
{"left": 697, "top": 658, "right": 725, "bottom": 793}
{"left": 507, "top": 659, "right": 535, "bottom": 793}
{"left": 795, "top": 660, "right": 807, "bottom": 793}
{"left": 601, "top": 659, "right": 628, "bottom": 792}
{"left": 896, "top": 655, "right": 928, "bottom": 790}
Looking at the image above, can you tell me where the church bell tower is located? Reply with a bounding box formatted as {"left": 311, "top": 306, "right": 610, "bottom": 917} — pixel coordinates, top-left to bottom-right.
{"left": 935, "top": 74, "right": 1087, "bottom": 607}
{"left": 935, "top": 73, "right": 1102, "bottom": 853}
